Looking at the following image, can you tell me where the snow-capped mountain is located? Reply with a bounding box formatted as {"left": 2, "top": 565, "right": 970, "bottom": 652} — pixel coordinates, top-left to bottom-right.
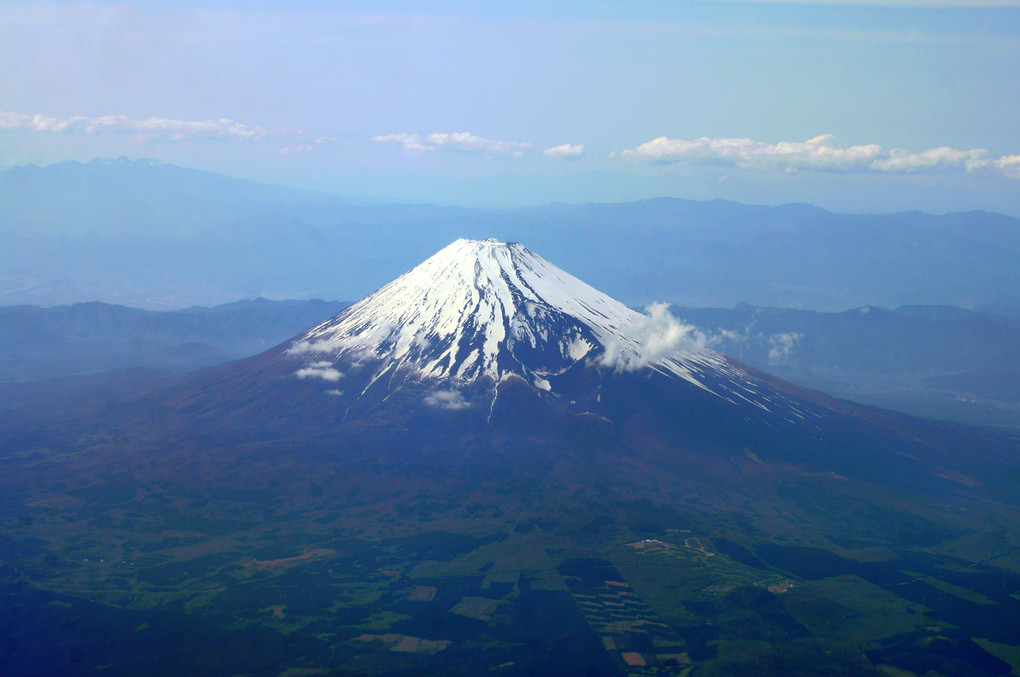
{"left": 14, "top": 234, "right": 1017, "bottom": 677}
{"left": 286, "top": 238, "right": 747, "bottom": 395}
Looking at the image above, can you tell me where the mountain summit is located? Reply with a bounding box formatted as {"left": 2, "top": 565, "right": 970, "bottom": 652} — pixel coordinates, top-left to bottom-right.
{"left": 286, "top": 238, "right": 739, "bottom": 395}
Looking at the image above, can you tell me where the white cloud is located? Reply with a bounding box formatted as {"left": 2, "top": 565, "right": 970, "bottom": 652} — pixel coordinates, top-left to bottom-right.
{"left": 423, "top": 388, "right": 470, "bottom": 410}
{"left": 279, "top": 143, "right": 315, "bottom": 154}
{"left": 295, "top": 361, "right": 344, "bottom": 381}
{"left": 373, "top": 132, "right": 531, "bottom": 157}
{"left": 871, "top": 146, "right": 991, "bottom": 173}
{"left": 600, "top": 303, "right": 709, "bottom": 372}
{"left": 996, "top": 155, "right": 1020, "bottom": 179}
{"left": 371, "top": 132, "right": 433, "bottom": 151}
{"left": 618, "top": 134, "right": 1020, "bottom": 179}
{"left": 0, "top": 111, "right": 83, "bottom": 133}
{"left": 543, "top": 143, "right": 584, "bottom": 159}
{"left": 768, "top": 332, "right": 803, "bottom": 363}
{"left": 287, "top": 340, "right": 335, "bottom": 355}
{"left": 0, "top": 109, "right": 274, "bottom": 142}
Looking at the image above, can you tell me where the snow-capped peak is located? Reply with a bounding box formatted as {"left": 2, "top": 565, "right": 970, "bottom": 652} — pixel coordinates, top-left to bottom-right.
{"left": 287, "top": 238, "right": 732, "bottom": 390}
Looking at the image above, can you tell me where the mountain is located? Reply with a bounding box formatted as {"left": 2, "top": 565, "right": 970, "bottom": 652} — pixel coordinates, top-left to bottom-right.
{"left": 2, "top": 158, "right": 1019, "bottom": 311}
{"left": 671, "top": 304, "right": 1020, "bottom": 430}
{"left": 2, "top": 240, "right": 1020, "bottom": 677}
{"left": 0, "top": 298, "right": 349, "bottom": 382}
{"left": 176, "top": 239, "right": 826, "bottom": 446}
{"left": 289, "top": 239, "right": 735, "bottom": 391}
{"left": 0, "top": 158, "right": 468, "bottom": 309}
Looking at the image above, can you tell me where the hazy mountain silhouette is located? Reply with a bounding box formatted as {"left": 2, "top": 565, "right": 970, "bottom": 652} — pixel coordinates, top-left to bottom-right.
{"left": 2, "top": 158, "right": 1018, "bottom": 311}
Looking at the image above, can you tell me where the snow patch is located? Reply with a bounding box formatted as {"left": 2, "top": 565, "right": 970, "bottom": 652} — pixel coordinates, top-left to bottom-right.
{"left": 289, "top": 239, "right": 644, "bottom": 383}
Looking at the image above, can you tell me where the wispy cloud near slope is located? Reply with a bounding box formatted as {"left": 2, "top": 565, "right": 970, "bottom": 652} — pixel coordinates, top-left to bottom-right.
{"left": 294, "top": 361, "right": 344, "bottom": 381}
{"left": 599, "top": 303, "right": 710, "bottom": 372}
{"left": 619, "top": 134, "right": 1020, "bottom": 178}
{"left": 423, "top": 389, "right": 470, "bottom": 410}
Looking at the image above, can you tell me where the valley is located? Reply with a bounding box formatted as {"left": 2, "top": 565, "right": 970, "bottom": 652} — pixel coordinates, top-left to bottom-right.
{"left": 5, "top": 471, "right": 1020, "bottom": 676}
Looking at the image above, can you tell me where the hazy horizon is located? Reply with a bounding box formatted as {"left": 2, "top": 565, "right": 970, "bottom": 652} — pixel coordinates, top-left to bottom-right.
{"left": 2, "top": 1, "right": 1019, "bottom": 216}
{"left": 7, "top": 155, "right": 1020, "bottom": 218}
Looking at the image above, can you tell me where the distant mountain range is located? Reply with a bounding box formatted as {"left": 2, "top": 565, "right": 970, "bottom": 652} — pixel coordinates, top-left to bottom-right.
{"left": 672, "top": 304, "right": 1020, "bottom": 429}
{"left": 0, "top": 298, "right": 349, "bottom": 381}
{"left": 2, "top": 158, "right": 1018, "bottom": 312}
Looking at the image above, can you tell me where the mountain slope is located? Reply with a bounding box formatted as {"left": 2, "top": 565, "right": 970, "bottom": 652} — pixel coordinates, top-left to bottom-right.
{"left": 2, "top": 239, "right": 1020, "bottom": 677}
{"left": 121, "top": 239, "right": 1013, "bottom": 500}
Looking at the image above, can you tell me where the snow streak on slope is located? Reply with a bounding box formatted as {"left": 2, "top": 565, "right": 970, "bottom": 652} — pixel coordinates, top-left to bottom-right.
{"left": 287, "top": 239, "right": 740, "bottom": 392}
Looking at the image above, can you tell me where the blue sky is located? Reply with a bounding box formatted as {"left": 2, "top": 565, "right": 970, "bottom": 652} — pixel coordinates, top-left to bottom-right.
{"left": 2, "top": 0, "right": 1019, "bottom": 214}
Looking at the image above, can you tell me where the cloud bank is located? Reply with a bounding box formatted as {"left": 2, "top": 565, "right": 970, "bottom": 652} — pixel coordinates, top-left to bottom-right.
{"left": 0, "top": 109, "right": 274, "bottom": 142}
{"left": 619, "top": 134, "right": 1020, "bottom": 179}
{"left": 372, "top": 132, "right": 531, "bottom": 157}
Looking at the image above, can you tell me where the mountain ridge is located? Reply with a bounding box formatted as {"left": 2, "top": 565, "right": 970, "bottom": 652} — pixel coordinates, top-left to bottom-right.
{"left": 3, "top": 158, "right": 1018, "bottom": 311}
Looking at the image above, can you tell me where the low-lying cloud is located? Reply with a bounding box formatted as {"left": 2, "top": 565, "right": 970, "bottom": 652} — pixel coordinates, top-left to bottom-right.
{"left": 619, "top": 134, "right": 1020, "bottom": 179}
{"left": 295, "top": 361, "right": 344, "bottom": 382}
{"left": 600, "top": 303, "right": 709, "bottom": 372}
{"left": 768, "top": 332, "right": 802, "bottom": 363}
{"left": 372, "top": 132, "right": 531, "bottom": 157}
{"left": 423, "top": 388, "right": 470, "bottom": 410}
